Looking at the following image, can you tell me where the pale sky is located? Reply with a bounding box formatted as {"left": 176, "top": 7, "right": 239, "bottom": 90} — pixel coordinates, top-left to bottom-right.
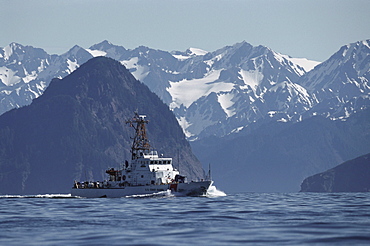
{"left": 2, "top": 0, "right": 369, "bottom": 61}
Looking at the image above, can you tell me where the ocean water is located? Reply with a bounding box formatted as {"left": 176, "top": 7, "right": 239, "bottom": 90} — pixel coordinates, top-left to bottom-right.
{"left": 0, "top": 187, "right": 369, "bottom": 245}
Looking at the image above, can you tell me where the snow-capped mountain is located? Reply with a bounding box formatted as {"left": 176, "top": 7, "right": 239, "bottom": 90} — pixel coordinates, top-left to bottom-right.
{"left": 299, "top": 40, "right": 370, "bottom": 120}
{"left": 0, "top": 43, "right": 50, "bottom": 113}
{"left": 86, "top": 41, "right": 323, "bottom": 139}
{"left": 1, "top": 40, "right": 368, "bottom": 141}
{"left": 166, "top": 42, "right": 318, "bottom": 139}
{"left": 0, "top": 43, "right": 93, "bottom": 115}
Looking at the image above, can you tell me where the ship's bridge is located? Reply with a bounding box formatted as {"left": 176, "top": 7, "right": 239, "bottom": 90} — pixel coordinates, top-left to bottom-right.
{"left": 135, "top": 151, "right": 174, "bottom": 172}
{"left": 132, "top": 151, "right": 178, "bottom": 185}
{"left": 142, "top": 150, "right": 159, "bottom": 159}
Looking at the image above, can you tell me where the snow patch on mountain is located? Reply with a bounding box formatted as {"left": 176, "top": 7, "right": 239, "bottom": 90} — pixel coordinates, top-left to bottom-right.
{"left": 172, "top": 54, "right": 190, "bottom": 61}
{"left": 3, "top": 45, "right": 13, "bottom": 61}
{"left": 204, "top": 54, "right": 223, "bottom": 67}
{"left": 86, "top": 49, "right": 107, "bottom": 57}
{"left": 184, "top": 106, "right": 220, "bottom": 139}
{"left": 177, "top": 116, "right": 193, "bottom": 138}
{"left": 121, "top": 57, "right": 138, "bottom": 69}
{"left": 172, "top": 47, "right": 208, "bottom": 60}
{"left": 189, "top": 48, "right": 208, "bottom": 56}
{"left": 167, "top": 69, "right": 234, "bottom": 109}
{"left": 285, "top": 57, "right": 321, "bottom": 72}
{"left": 217, "top": 92, "right": 236, "bottom": 117}
{"left": 23, "top": 70, "right": 38, "bottom": 83}
{"left": 238, "top": 69, "right": 264, "bottom": 92}
{"left": 67, "top": 59, "right": 79, "bottom": 74}
{"left": 121, "top": 57, "right": 149, "bottom": 81}
{"left": 0, "top": 67, "right": 21, "bottom": 86}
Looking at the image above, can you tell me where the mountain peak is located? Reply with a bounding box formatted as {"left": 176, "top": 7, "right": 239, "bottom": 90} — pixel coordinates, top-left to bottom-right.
{"left": 101, "top": 40, "right": 113, "bottom": 46}
{"left": 302, "top": 39, "right": 370, "bottom": 91}
{"left": 7, "top": 42, "right": 23, "bottom": 49}
{"left": 232, "top": 41, "right": 254, "bottom": 51}
{"left": 88, "top": 41, "right": 127, "bottom": 60}
{"left": 89, "top": 40, "right": 127, "bottom": 52}
{"left": 2, "top": 42, "right": 25, "bottom": 60}
{"left": 39, "top": 56, "right": 133, "bottom": 103}
{"left": 89, "top": 40, "right": 113, "bottom": 49}
{"left": 329, "top": 39, "right": 370, "bottom": 62}
{"left": 64, "top": 45, "right": 85, "bottom": 55}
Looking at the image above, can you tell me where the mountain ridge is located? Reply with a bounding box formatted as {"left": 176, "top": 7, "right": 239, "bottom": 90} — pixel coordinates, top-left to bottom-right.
{"left": 3, "top": 39, "right": 367, "bottom": 140}
{"left": 0, "top": 40, "right": 326, "bottom": 140}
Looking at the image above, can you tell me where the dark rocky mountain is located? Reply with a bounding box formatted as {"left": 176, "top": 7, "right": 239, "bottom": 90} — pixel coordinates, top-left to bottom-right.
{"left": 300, "top": 153, "right": 370, "bottom": 192}
{"left": 0, "top": 56, "right": 204, "bottom": 195}
{"left": 191, "top": 108, "right": 370, "bottom": 192}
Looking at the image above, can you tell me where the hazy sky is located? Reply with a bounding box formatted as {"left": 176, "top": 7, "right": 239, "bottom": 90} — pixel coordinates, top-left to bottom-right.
{"left": 2, "top": 0, "right": 369, "bottom": 61}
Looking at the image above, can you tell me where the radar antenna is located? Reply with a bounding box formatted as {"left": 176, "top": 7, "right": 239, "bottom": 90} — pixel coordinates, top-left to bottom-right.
{"left": 126, "top": 112, "right": 150, "bottom": 160}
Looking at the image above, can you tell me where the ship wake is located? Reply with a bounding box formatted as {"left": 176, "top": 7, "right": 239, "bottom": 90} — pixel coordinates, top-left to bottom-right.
{"left": 0, "top": 194, "right": 74, "bottom": 199}
{"left": 125, "top": 190, "right": 174, "bottom": 198}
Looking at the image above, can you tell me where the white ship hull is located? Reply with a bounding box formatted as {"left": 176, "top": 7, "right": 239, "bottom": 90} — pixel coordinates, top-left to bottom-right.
{"left": 71, "top": 181, "right": 212, "bottom": 198}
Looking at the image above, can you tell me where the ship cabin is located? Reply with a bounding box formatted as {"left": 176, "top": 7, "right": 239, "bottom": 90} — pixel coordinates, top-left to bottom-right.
{"left": 130, "top": 150, "right": 180, "bottom": 186}
{"left": 105, "top": 150, "right": 181, "bottom": 187}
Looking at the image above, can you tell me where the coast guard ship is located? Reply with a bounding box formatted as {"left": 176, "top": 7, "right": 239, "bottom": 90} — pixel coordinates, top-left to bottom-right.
{"left": 71, "top": 112, "right": 212, "bottom": 198}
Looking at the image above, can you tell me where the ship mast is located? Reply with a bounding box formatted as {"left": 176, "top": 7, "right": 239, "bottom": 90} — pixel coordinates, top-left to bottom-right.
{"left": 126, "top": 112, "right": 150, "bottom": 160}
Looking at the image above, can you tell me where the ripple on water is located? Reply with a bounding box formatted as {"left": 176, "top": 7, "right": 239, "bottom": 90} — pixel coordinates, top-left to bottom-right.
{"left": 0, "top": 192, "right": 369, "bottom": 245}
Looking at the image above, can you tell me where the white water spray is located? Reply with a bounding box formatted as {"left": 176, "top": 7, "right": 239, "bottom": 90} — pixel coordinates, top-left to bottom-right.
{"left": 206, "top": 185, "right": 227, "bottom": 197}
{"left": 0, "top": 194, "right": 73, "bottom": 198}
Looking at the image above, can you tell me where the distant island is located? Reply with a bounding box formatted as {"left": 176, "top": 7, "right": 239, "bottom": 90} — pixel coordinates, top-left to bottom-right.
{"left": 300, "top": 153, "right": 370, "bottom": 192}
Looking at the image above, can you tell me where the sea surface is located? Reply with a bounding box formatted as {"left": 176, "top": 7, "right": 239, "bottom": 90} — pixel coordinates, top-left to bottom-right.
{"left": 0, "top": 187, "right": 369, "bottom": 245}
